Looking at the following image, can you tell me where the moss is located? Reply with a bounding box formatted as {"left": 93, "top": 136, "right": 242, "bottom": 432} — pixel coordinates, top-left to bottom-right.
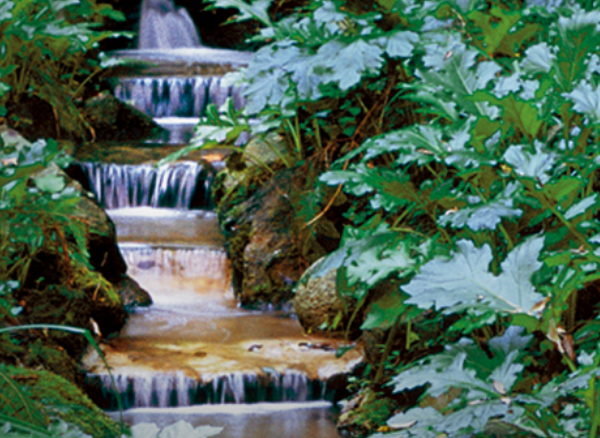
{"left": 0, "top": 365, "right": 124, "bottom": 438}
{"left": 25, "top": 339, "right": 83, "bottom": 386}
{"left": 224, "top": 223, "right": 252, "bottom": 295}
{"left": 339, "top": 388, "right": 400, "bottom": 436}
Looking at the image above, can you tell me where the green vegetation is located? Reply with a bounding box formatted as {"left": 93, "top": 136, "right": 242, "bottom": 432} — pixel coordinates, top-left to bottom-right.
{"left": 0, "top": 365, "right": 121, "bottom": 438}
{"left": 195, "top": 0, "right": 600, "bottom": 435}
{"left": 0, "top": 1, "right": 129, "bottom": 436}
{"left": 0, "top": 0, "right": 127, "bottom": 139}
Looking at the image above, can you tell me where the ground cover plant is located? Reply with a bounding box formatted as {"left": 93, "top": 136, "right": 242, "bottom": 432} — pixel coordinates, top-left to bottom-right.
{"left": 192, "top": 0, "right": 600, "bottom": 435}
{"left": 0, "top": 0, "right": 127, "bottom": 139}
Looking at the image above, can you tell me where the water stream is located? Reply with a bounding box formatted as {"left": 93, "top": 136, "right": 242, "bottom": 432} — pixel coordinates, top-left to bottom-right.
{"left": 82, "top": 206, "right": 360, "bottom": 436}
{"left": 81, "top": 23, "right": 360, "bottom": 434}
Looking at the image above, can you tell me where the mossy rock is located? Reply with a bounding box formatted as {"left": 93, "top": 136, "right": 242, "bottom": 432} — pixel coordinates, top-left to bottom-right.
{"left": 338, "top": 387, "right": 400, "bottom": 436}
{"left": 293, "top": 266, "right": 355, "bottom": 335}
{"left": 0, "top": 365, "right": 124, "bottom": 438}
{"left": 25, "top": 339, "right": 83, "bottom": 386}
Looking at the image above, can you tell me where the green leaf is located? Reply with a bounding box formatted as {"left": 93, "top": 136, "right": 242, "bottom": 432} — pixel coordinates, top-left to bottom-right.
{"left": 361, "top": 291, "right": 407, "bottom": 330}
{"left": 469, "top": 6, "right": 522, "bottom": 56}
{"left": 554, "top": 9, "right": 600, "bottom": 91}
{"left": 438, "top": 182, "right": 523, "bottom": 231}
{"left": 32, "top": 173, "right": 66, "bottom": 193}
{"left": 383, "top": 30, "right": 418, "bottom": 58}
{"left": 413, "top": 36, "right": 501, "bottom": 119}
{"left": 474, "top": 92, "right": 543, "bottom": 140}
{"left": 503, "top": 142, "right": 556, "bottom": 184}
{"left": 403, "top": 237, "right": 545, "bottom": 315}
{"left": 317, "top": 39, "right": 384, "bottom": 91}
{"left": 211, "top": 0, "right": 273, "bottom": 26}
{"left": 347, "top": 240, "right": 416, "bottom": 287}
{"left": 389, "top": 328, "right": 531, "bottom": 436}
{"left": 564, "top": 80, "right": 600, "bottom": 123}
{"left": 564, "top": 193, "right": 598, "bottom": 220}
{"left": 521, "top": 43, "right": 555, "bottom": 74}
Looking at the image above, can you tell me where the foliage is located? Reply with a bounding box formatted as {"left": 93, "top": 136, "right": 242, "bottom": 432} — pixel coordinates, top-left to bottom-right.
{"left": 0, "top": 364, "right": 122, "bottom": 438}
{"left": 0, "top": 0, "right": 126, "bottom": 139}
{"left": 205, "top": 0, "right": 600, "bottom": 435}
{"left": 0, "top": 131, "right": 119, "bottom": 322}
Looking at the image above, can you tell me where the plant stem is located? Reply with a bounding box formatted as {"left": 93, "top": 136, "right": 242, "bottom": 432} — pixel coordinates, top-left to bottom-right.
{"left": 375, "top": 317, "right": 400, "bottom": 385}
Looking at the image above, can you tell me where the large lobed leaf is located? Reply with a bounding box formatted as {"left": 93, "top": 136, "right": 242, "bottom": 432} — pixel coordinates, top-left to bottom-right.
{"left": 386, "top": 327, "right": 532, "bottom": 437}
{"left": 403, "top": 237, "right": 545, "bottom": 316}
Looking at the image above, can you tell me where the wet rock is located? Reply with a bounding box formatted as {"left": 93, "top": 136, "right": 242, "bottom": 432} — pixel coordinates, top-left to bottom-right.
{"left": 5, "top": 94, "right": 82, "bottom": 141}
{"left": 71, "top": 195, "right": 127, "bottom": 283}
{"left": 214, "top": 156, "right": 345, "bottom": 306}
{"left": 70, "top": 193, "right": 152, "bottom": 324}
{"left": 235, "top": 170, "right": 304, "bottom": 305}
{"left": 243, "top": 133, "right": 289, "bottom": 166}
{"left": 294, "top": 267, "right": 351, "bottom": 334}
{"left": 84, "top": 91, "right": 166, "bottom": 141}
{"left": 112, "top": 276, "right": 152, "bottom": 309}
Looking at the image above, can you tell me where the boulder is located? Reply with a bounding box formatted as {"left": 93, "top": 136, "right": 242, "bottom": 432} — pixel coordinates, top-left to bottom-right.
{"left": 293, "top": 267, "right": 350, "bottom": 333}
{"left": 213, "top": 154, "right": 346, "bottom": 307}
{"left": 218, "top": 169, "right": 304, "bottom": 306}
{"left": 71, "top": 195, "right": 128, "bottom": 283}
{"left": 84, "top": 91, "right": 167, "bottom": 141}
{"left": 70, "top": 193, "right": 152, "bottom": 311}
{"left": 243, "top": 133, "right": 289, "bottom": 167}
{"left": 112, "top": 276, "right": 152, "bottom": 309}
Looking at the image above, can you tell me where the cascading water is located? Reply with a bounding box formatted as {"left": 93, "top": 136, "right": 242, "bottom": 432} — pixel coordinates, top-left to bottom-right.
{"left": 138, "top": 0, "right": 201, "bottom": 49}
{"left": 81, "top": 8, "right": 360, "bottom": 435}
{"left": 113, "top": 76, "right": 245, "bottom": 119}
{"left": 87, "top": 370, "right": 329, "bottom": 410}
{"left": 83, "top": 236, "right": 360, "bottom": 437}
{"left": 76, "top": 161, "right": 213, "bottom": 210}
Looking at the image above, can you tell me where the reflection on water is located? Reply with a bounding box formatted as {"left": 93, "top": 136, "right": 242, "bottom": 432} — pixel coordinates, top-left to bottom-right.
{"left": 110, "top": 402, "right": 340, "bottom": 438}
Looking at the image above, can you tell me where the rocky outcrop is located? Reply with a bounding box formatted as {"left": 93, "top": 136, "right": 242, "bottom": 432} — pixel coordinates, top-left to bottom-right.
{"left": 112, "top": 276, "right": 153, "bottom": 309}
{"left": 213, "top": 151, "right": 347, "bottom": 307}
{"left": 220, "top": 168, "right": 304, "bottom": 306}
{"left": 69, "top": 184, "right": 153, "bottom": 316}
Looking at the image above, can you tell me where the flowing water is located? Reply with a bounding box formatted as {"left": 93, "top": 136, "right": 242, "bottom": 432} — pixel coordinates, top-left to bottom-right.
{"left": 82, "top": 204, "right": 360, "bottom": 437}
{"left": 138, "top": 0, "right": 201, "bottom": 49}
{"left": 82, "top": 25, "right": 360, "bottom": 434}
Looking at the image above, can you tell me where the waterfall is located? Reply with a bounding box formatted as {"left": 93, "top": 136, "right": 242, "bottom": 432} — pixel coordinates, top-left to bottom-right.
{"left": 87, "top": 370, "right": 331, "bottom": 411}
{"left": 113, "top": 76, "right": 245, "bottom": 118}
{"left": 77, "top": 161, "right": 213, "bottom": 210}
{"left": 138, "top": 0, "right": 202, "bottom": 49}
{"left": 120, "top": 245, "right": 229, "bottom": 280}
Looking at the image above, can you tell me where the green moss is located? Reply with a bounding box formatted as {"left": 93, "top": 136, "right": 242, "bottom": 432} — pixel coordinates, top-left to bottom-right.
{"left": 0, "top": 365, "right": 124, "bottom": 438}
{"left": 26, "top": 339, "right": 82, "bottom": 386}
{"left": 225, "top": 223, "right": 252, "bottom": 295}
{"left": 339, "top": 388, "right": 399, "bottom": 434}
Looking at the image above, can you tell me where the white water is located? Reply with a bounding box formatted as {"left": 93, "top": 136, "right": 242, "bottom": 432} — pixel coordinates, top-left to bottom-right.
{"left": 79, "top": 161, "right": 212, "bottom": 209}
{"left": 138, "top": 0, "right": 201, "bottom": 49}
{"left": 113, "top": 76, "right": 245, "bottom": 118}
